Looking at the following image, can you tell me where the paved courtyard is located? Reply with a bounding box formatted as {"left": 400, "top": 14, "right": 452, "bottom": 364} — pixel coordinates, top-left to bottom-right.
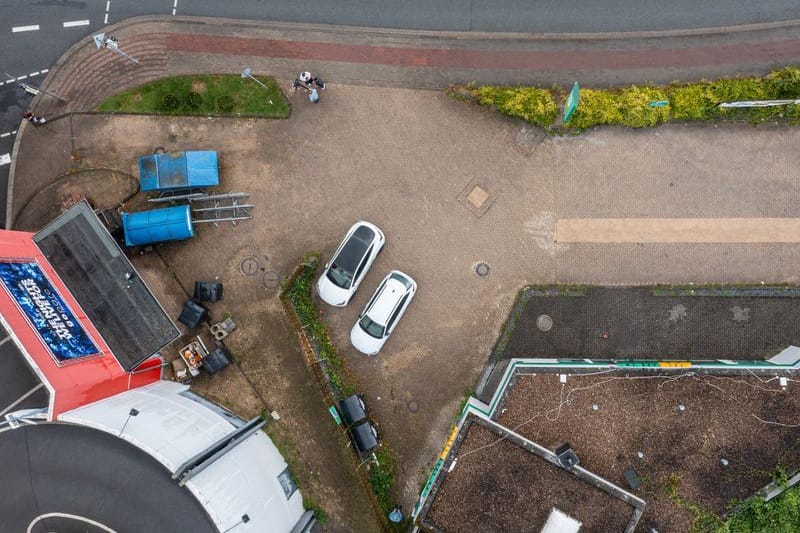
{"left": 11, "top": 84, "right": 800, "bottom": 521}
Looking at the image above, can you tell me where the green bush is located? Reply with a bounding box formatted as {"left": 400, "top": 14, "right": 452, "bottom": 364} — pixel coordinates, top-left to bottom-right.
{"left": 619, "top": 86, "right": 670, "bottom": 127}
{"left": 215, "top": 94, "right": 235, "bottom": 114}
{"left": 463, "top": 65, "right": 800, "bottom": 132}
{"left": 768, "top": 66, "right": 800, "bottom": 98}
{"left": 666, "top": 83, "right": 717, "bottom": 120}
{"left": 474, "top": 86, "right": 558, "bottom": 128}
{"left": 160, "top": 93, "right": 179, "bottom": 111}
{"left": 185, "top": 91, "right": 203, "bottom": 109}
{"left": 568, "top": 88, "right": 623, "bottom": 128}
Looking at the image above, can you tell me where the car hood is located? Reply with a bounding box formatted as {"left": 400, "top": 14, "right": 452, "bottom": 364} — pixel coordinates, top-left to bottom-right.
{"left": 350, "top": 322, "right": 384, "bottom": 356}
{"left": 316, "top": 275, "right": 351, "bottom": 307}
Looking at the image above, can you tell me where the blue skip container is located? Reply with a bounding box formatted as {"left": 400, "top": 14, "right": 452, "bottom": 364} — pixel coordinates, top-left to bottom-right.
{"left": 121, "top": 205, "right": 194, "bottom": 247}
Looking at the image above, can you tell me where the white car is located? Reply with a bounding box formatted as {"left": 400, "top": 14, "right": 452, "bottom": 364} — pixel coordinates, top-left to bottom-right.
{"left": 316, "top": 221, "right": 385, "bottom": 307}
{"left": 350, "top": 271, "right": 417, "bottom": 356}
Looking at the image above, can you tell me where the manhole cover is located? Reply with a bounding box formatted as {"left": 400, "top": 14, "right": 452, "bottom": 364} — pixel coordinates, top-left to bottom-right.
{"left": 239, "top": 256, "right": 260, "bottom": 276}
{"left": 475, "top": 262, "right": 490, "bottom": 277}
{"left": 466, "top": 186, "right": 489, "bottom": 209}
{"left": 536, "top": 314, "right": 553, "bottom": 332}
{"left": 262, "top": 269, "right": 281, "bottom": 288}
{"left": 407, "top": 401, "right": 419, "bottom": 413}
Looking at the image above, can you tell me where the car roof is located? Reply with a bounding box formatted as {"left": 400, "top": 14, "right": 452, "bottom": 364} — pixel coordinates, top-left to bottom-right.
{"left": 333, "top": 225, "right": 375, "bottom": 271}
{"left": 367, "top": 277, "right": 408, "bottom": 324}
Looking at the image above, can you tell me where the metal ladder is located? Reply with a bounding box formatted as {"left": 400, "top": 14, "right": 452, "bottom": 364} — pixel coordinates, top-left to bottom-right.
{"left": 189, "top": 192, "right": 254, "bottom": 226}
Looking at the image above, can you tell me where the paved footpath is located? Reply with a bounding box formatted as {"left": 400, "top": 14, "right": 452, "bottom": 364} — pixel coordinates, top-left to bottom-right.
{"left": 10, "top": 15, "right": 800, "bottom": 225}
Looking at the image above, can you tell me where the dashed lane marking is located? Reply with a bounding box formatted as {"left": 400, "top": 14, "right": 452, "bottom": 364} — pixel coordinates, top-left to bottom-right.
{"left": 63, "top": 20, "right": 90, "bottom": 28}
{"left": 172, "top": 0, "right": 178, "bottom": 15}
{"left": 12, "top": 25, "right": 40, "bottom": 33}
{"left": 0, "top": 154, "right": 11, "bottom": 166}
{"left": 0, "top": 70, "right": 46, "bottom": 87}
{"left": 0, "top": 131, "right": 17, "bottom": 138}
{"left": 104, "top": 1, "right": 111, "bottom": 24}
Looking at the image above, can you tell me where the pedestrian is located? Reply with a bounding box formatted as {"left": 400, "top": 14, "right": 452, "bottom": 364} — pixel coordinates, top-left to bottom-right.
{"left": 388, "top": 505, "right": 403, "bottom": 523}
{"left": 293, "top": 71, "right": 326, "bottom": 96}
{"left": 23, "top": 111, "right": 46, "bottom": 126}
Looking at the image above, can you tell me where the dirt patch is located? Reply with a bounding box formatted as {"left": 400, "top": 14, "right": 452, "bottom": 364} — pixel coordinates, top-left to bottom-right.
{"left": 191, "top": 80, "right": 206, "bottom": 93}
{"left": 503, "top": 287, "right": 800, "bottom": 359}
{"left": 427, "top": 423, "right": 634, "bottom": 532}
{"left": 496, "top": 373, "right": 800, "bottom": 532}
{"left": 14, "top": 169, "right": 138, "bottom": 231}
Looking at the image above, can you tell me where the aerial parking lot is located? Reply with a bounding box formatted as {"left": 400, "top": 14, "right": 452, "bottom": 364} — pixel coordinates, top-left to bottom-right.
{"left": 9, "top": 73, "right": 800, "bottom": 528}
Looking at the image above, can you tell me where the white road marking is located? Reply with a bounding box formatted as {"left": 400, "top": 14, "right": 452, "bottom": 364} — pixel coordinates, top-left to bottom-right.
{"left": 16, "top": 74, "right": 27, "bottom": 81}
{"left": 40, "top": 68, "right": 48, "bottom": 74}
{"left": 104, "top": 0, "right": 111, "bottom": 24}
{"left": 27, "top": 513, "right": 117, "bottom": 533}
{"left": 63, "top": 20, "right": 90, "bottom": 28}
{"left": 172, "top": 0, "right": 178, "bottom": 15}
{"left": 0, "top": 154, "right": 11, "bottom": 166}
{"left": 12, "top": 25, "right": 40, "bottom": 33}
{"left": 29, "top": 71, "right": 39, "bottom": 76}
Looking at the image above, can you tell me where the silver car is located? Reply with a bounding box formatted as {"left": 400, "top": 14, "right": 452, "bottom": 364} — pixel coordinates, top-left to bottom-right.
{"left": 316, "top": 221, "right": 385, "bottom": 307}
{"left": 350, "top": 271, "right": 417, "bottom": 356}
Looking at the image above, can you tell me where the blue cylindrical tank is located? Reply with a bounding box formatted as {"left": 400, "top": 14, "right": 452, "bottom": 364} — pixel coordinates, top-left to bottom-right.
{"left": 121, "top": 205, "right": 194, "bottom": 247}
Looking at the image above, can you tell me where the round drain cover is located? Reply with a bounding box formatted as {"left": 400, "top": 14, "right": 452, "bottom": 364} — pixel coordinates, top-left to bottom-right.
{"left": 239, "top": 256, "right": 260, "bottom": 276}
{"left": 536, "top": 314, "right": 553, "bottom": 332}
{"left": 262, "top": 269, "right": 281, "bottom": 288}
{"left": 475, "top": 262, "right": 490, "bottom": 277}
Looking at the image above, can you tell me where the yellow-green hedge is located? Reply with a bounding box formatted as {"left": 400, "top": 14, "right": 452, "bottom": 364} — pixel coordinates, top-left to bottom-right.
{"left": 469, "top": 66, "right": 800, "bottom": 131}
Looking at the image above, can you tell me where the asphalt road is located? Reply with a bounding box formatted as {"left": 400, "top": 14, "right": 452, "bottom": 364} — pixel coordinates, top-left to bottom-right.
{"left": 0, "top": 423, "right": 217, "bottom": 533}
{"left": 1, "top": 0, "right": 800, "bottom": 228}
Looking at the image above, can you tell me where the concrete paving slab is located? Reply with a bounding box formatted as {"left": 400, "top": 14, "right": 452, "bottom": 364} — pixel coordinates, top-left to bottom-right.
{"left": 556, "top": 218, "right": 800, "bottom": 243}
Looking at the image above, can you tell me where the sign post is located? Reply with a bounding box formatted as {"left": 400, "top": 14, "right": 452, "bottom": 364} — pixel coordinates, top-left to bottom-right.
{"left": 563, "top": 82, "right": 581, "bottom": 124}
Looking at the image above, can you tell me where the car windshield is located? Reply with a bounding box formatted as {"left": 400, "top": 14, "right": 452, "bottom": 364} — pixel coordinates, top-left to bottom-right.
{"left": 359, "top": 315, "right": 385, "bottom": 339}
{"left": 326, "top": 262, "right": 353, "bottom": 289}
{"left": 325, "top": 226, "right": 375, "bottom": 289}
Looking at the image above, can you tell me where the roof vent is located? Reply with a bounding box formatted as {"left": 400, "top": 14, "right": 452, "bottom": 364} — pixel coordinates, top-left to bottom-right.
{"left": 555, "top": 442, "right": 580, "bottom": 469}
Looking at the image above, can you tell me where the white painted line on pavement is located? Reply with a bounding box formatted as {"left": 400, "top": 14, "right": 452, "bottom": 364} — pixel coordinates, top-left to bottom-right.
{"left": 27, "top": 513, "right": 117, "bottom": 533}
{"left": 104, "top": 1, "right": 111, "bottom": 24}
{"left": 172, "top": 0, "right": 178, "bottom": 15}
{"left": 12, "top": 25, "right": 40, "bottom": 33}
{"left": 16, "top": 75, "right": 27, "bottom": 81}
{"left": 40, "top": 69, "right": 48, "bottom": 74}
{"left": 1, "top": 132, "right": 13, "bottom": 138}
{"left": 0, "top": 154, "right": 11, "bottom": 166}
{"left": 63, "top": 20, "right": 90, "bottom": 28}
{"left": 29, "top": 71, "right": 39, "bottom": 77}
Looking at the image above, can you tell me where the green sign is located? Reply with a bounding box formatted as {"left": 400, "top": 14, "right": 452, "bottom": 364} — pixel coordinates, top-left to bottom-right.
{"left": 563, "top": 82, "right": 580, "bottom": 123}
{"left": 328, "top": 405, "right": 342, "bottom": 426}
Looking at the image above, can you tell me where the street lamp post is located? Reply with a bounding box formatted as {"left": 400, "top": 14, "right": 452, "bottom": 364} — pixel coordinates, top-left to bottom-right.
{"left": 240, "top": 68, "right": 268, "bottom": 90}
{"left": 118, "top": 408, "right": 139, "bottom": 436}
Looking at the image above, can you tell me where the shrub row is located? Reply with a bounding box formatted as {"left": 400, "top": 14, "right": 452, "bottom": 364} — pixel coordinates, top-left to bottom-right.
{"left": 282, "top": 254, "right": 404, "bottom": 527}
{"left": 468, "top": 66, "right": 800, "bottom": 130}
